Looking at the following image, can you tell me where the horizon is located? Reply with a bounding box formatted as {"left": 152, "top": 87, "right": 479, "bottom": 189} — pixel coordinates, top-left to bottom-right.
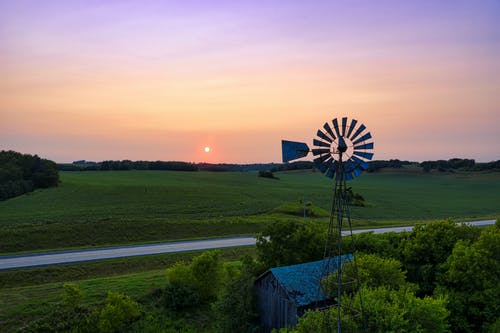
{"left": 1, "top": 1, "right": 499, "bottom": 164}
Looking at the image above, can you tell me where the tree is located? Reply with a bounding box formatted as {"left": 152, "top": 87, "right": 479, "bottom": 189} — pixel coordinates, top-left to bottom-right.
{"left": 97, "top": 291, "right": 141, "bottom": 333}
{"left": 0, "top": 150, "right": 59, "bottom": 200}
{"left": 164, "top": 250, "right": 223, "bottom": 309}
{"left": 399, "top": 220, "right": 480, "bottom": 296}
{"left": 436, "top": 223, "right": 500, "bottom": 333}
{"left": 350, "top": 253, "right": 407, "bottom": 290}
{"left": 281, "top": 286, "right": 450, "bottom": 333}
{"left": 256, "top": 220, "right": 326, "bottom": 269}
{"left": 213, "top": 256, "right": 260, "bottom": 333}
{"left": 62, "top": 283, "right": 83, "bottom": 311}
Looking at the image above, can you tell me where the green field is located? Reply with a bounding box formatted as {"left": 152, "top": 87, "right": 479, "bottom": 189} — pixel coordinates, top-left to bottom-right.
{"left": 1, "top": 168, "right": 499, "bottom": 253}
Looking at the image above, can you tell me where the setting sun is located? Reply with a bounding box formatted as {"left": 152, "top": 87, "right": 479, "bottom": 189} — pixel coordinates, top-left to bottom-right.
{"left": 204, "top": 147, "right": 211, "bottom": 153}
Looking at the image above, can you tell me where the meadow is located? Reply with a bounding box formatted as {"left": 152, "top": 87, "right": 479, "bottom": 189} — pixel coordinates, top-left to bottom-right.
{"left": 1, "top": 168, "right": 499, "bottom": 332}
{"left": 1, "top": 168, "right": 499, "bottom": 254}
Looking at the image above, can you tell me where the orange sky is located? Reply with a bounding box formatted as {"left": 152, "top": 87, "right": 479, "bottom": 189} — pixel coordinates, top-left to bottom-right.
{"left": 1, "top": 1, "right": 499, "bottom": 163}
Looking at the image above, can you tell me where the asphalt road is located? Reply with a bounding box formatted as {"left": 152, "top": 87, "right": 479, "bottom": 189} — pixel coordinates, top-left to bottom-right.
{"left": 0, "top": 220, "right": 495, "bottom": 270}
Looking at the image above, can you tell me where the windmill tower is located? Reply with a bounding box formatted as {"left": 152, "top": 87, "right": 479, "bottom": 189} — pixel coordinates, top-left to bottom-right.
{"left": 281, "top": 117, "right": 374, "bottom": 332}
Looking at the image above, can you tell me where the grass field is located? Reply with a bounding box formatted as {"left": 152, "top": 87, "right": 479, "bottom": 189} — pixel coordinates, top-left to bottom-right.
{"left": 0, "top": 247, "right": 254, "bottom": 332}
{"left": 1, "top": 168, "right": 499, "bottom": 253}
{"left": 1, "top": 168, "right": 500, "bottom": 332}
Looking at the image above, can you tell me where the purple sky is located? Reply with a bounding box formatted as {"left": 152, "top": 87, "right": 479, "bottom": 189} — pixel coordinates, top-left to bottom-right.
{"left": 1, "top": 0, "right": 499, "bottom": 163}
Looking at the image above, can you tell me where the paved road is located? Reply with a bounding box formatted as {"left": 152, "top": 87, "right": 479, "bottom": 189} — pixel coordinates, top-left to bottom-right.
{"left": 0, "top": 220, "right": 495, "bottom": 270}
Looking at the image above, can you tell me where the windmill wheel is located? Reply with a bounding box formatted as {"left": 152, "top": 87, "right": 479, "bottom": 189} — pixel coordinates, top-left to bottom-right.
{"left": 312, "top": 117, "right": 374, "bottom": 180}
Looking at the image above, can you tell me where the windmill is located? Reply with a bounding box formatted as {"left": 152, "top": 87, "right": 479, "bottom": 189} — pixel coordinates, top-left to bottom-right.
{"left": 281, "top": 117, "right": 374, "bottom": 332}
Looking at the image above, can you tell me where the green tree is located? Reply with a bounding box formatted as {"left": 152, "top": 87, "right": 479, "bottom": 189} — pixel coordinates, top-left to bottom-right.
{"left": 281, "top": 286, "right": 450, "bottom": 333}
{"left": 190, "top": 250, "right": 222, "bottom": 301}
{"left": 256, "top": 220, "right": 326, "bottom": 268}
{"left": 400, "top": 220, "right": 480, "bottom": 296}
{"left": 213, "top": 257, "right": 259, "bottom": 333}
{"left": 164, "top": 250, "right": 223, "bottom": 309}
{"left": 62, "top": 282, "right": 83, "bottom": 311}
{"left": 97, "top": 291, "right": 141, "bottom": 333}
{"left": 436, "top": 223, "right": 500, "bottom": 333}
{"left": 349, "top": 253, "right": 407, "bottom": 290}
{"left": 164, "top": 261, "right": 200, "bottom": 310}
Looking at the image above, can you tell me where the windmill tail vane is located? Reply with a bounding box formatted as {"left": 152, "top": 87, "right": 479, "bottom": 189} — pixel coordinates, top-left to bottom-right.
{"left": 282, "top": 117, "right": 374, "bottom": 181}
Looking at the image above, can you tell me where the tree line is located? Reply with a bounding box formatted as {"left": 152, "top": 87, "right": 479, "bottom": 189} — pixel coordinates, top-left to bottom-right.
{"left": 59, "top": 158, "right": 500, "bottom": 174}
{"left": 0, "top": 150, "right": 59, "bottom": 201}
{"left": 58, "top": 160, "right": 313, "bottom": 172}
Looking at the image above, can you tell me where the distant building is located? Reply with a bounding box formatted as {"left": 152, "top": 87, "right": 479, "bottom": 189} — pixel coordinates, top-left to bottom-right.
{"left": 254, "top": 254, "right": 353, "bottom": 333}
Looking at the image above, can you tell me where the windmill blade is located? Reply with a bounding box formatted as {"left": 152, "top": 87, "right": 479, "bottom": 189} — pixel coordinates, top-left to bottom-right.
{"left": 319, "top": 158, "right": 333, "bottom": 173}
{"left": 353, "top": 151, "right": 374, "bottom": 160}
{"left": 281, "top": 140, "right": 310, "bottom": 162}
{"left": 341, "top": 117, "right": 347, "bottom": 136}
{"left": 326, "top": 167, "right": 336, "bottom": 179}
{"left": 326, "top": 161, "right": 338, "bottom": 179}
{"left": 350, "top": 156, "right": 370, "bottom": 170}
{"left": 352, "top": 132, "right": 372, "bottom": 145}
{"left": 314, "top": 154, "right": 331, "bottom": 165}
{"left": 343, "top": 160, "right": 356, "bottom": 173}
{"left": 353, "top": 142, "right": 374, "bottom": 150}
{"left": 316, "top": 129, "right": 333, "bottom": 143}
{"left": 313, "top": 139, "right": 330, "bottom": 148}
{"left": 346, "top": 119, "right": 358, "bottom": 138}
{"left": 312, "top": 148, "right": 330, "bottom": 156}
{"left": 353, "top": 168, "right": 362, "bottom": 177}
{"left": 332, "top": 118, "right": 342, "bottom": 138}
{"left": 350, "top": 124, "right": 366, "bottom": 141}
{"left": 323, "top": 122, "right": 336, "bottom": 140}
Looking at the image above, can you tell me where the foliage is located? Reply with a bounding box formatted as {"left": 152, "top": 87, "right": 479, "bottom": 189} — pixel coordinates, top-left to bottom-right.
{"left": 212, "top": 256, "right": 260, "bottom": 333}
{"left": 353, "top": 231, "right": 406, "bottom": 259}
{"left": 256, "top": 220, "right": 326, "bottom": 268}
{"left": 346, "top": 188, "right": 365, "bottom": 206}
{"left": 0, "top": 150, "right": 59, "bottom": 201}
{"left": 62, "top": 282, "right": 83, "bottom": 311}
{"left": 164, "top": 251, "right": 223, "bottom": 309}
{"left": 421, "top": 159, "right": 476, "bottom": 172}
{"left": 258, "top": 170, "right": 279, "bottom": 179}
{"left": 190, "top": 250, "right": 223, "bottom": 301}
{"left": 97, "top": 291, "right": 142, "bottom": 333}
{"left": 351, "top": 253, "right": 407, "bottom": 290}
{"left": 281, "top": 286, "right": 450, "bottom": 333}
{"left": 366, "top": 159, "right": 415, "bottom": 172}
{"left": 164, "top": 262, "right": 200, "bottom": 310}
{"left": 399, "top": 220, "right": 480, "bottom": 296}
{"left": 436, "top": 223, "right": 500, "bottom": 333}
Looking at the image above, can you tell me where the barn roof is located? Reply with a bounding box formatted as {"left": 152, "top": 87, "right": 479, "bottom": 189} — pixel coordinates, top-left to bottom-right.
{"left": 262, "top": 254, "right": 353, "bottom": 307}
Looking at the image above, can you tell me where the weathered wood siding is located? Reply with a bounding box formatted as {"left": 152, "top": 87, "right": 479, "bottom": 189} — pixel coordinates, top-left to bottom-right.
{"left": 255, "top": 272, "right": 298, "bottom": 333}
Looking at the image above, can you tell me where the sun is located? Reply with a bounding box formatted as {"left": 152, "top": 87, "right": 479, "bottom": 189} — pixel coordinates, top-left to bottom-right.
{"left": 204, "top": 146, "right": 211, "bottom": 153}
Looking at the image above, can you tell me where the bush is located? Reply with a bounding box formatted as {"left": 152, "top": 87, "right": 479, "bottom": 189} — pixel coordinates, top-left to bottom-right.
{"left": 97, "top": 291, "right": 141, "bottom": 333}
{"left": 62, "top": 283, "right": 83, "bottom": 311}
{"left": 164, "top": 251, "right": 223, "bottom": 309}
{"left": 213, "top": 257, "right": 260, "bottom": 333}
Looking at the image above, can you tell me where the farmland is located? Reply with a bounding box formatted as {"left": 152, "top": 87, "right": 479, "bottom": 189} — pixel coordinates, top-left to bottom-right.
{"left": 1, "top": 168, "right": 499, "bottom": 332}
{"left": 1, "top": 168, "right": 500, "bottom": 254}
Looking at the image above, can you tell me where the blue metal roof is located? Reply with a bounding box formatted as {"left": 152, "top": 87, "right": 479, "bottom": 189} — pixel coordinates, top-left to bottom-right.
{"left": 269, "top": 254, "right": 353, "bottom": 307}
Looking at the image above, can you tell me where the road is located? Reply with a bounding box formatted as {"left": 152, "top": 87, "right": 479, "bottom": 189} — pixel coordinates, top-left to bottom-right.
{"left": 0, "top": 220, "right": 495, "bottom": 270}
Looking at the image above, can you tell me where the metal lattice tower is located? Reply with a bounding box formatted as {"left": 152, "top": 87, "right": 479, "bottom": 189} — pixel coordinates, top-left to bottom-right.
{"left": 281, "top": 117, "right": 374, "bottom": 332}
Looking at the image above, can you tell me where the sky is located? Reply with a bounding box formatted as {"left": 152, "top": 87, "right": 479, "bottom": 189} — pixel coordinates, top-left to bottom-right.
{"left": 1, "top": 0, "right": 499, "bottom": 164}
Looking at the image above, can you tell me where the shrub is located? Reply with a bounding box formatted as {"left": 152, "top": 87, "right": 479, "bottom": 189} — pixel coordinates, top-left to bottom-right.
{"left": 62, "top": 282, "right": 83, "bottom": 311}
{"left": 97, "top": 291, "right": 141, "bottom": 333}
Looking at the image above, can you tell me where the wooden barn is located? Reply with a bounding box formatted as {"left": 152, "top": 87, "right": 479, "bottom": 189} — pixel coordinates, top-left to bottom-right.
{"left": 255, "top": 254, "right": 353, "bottom": 332}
